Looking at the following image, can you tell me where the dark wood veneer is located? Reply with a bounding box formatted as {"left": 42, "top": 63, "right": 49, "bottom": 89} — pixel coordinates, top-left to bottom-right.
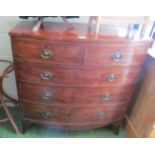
{"left": 21, "top": 101, "right": 126, "bottom": 124}
{"left": 18, "top": 82, "right": 135, "bottom": 105}
{"left": 15, "top": 61, "right": 141, "bottom": 87}
{"left": 84, "top": 45, "right": 147, "bottom": 66}
{"left": 9, "top": 21, "right": 151, "bottom": 134}
{"left": 12, "top": 38, "right": 83, "bottom": 65}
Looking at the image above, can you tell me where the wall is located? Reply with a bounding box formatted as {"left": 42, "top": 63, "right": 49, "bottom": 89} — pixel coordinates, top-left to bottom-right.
{"left": 0, "top": 16, "right": 19, "bottom": 100}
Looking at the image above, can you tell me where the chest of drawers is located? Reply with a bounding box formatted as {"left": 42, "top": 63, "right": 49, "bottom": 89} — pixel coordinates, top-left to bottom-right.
{"left": 9, "top": 22, "right": 151, "bottom": 134}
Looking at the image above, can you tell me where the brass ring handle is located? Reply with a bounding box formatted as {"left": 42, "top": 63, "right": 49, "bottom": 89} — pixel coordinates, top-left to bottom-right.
{"left": 42, "top": 112, "right": 53, "bottom": 119}
{"left": 40, "top": 49, "right": 53, "bottom": 59}
{"left": 101, "top": 94, "right": 112, "bottom": 101}
{"left": 107, "top": 73, "right": 117, "bottom": 82}
{"left": 40, "top": 71, "right": 53, "bottom": 80}
{"left": 112, "top": 52, "right": 122, "bottom": 61}
{"left": 41, "top": 92, "right": 53, "bottom": 100}
{"left": 97, "top": 112, "right": 107, "bottom": 119}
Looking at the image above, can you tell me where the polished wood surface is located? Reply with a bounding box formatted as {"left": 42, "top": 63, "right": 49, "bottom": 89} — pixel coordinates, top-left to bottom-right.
{"left": 12, "top": 38, "right": 82, "bottom": 65}
{"left": 12, "top": 38, "right": 148, "bottom": 66}
{"left": 21, "top": 101, "right": 126, "bottom": 124}
{"left": 18, "top": 82, "right": 135, "bottom": 105}
{"left": 84, "top": 45, "right": 147, "bottom": 66}
{"left": 125, "top": 55, "right": 155, "bottom": 138}
{"left": 10, "top": 21, "right": 151, "bottom": 133}
{"left": 15, "top": 61, "right": 141, "bottom": 87}
{"left": 22, "top": 117, "right": 124, "bottom": 131}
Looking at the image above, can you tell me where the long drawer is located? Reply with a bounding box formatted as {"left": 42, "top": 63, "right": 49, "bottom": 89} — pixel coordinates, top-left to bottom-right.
{"left": 12, "top": 38, "right": 82, "bottom": 65}
{"left": 18, "top": 82, "right": 135, "bottom": 105}
{"left": 15, "top": 61, "right": 141, "bottom": 87}
{"left": 21, "top": 102, "right": 126, "bottom": 124}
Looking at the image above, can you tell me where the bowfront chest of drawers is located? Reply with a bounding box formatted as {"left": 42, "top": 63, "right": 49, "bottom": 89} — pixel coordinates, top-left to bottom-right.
{"left": 9, "top": 22, "right": 151, "bottom": 134}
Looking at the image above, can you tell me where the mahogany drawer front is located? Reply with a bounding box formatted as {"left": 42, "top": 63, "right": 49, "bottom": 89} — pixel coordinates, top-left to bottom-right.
{"left": 84, "top": 45, "right": 147, "bottom": 66}
{"left": 12, "top": 39, "right": 82, "bottom": 65}
{"left": 22, "top": 119, "right": 119, "bottom": 131}
{"left": 18, "top": 82, "right": 135, "bottom": 105}
{"left": 15, "top": 61, "right": 141, "bottom": 87}
{"left": 21, "top": 102, "right": 126, "bottom": 124}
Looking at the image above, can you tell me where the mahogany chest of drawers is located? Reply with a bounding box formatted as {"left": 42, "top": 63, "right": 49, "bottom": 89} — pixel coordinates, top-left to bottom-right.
{"left": 9, "top": 22, "right": 151, "bottom": 134}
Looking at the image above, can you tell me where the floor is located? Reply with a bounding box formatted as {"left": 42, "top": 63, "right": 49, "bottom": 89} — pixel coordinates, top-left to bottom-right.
{"left": 0, "top": 108, "right": 127, "bottom": 138}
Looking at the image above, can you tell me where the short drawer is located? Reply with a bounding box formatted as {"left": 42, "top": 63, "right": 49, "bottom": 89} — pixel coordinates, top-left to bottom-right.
{"left": 18, "top": 82, "right": 135, "bottom": 105}
{"left": 21, "top": 102, "right": 126, "bottom": 124}
{"left": 84, "top": 44, "right": 147, "bottom": 66}
{"left": 12, "top": 38, "right": 82, "bottom": 65}
{"left": 15, "top": 61, "right": 141, "bottom": 87}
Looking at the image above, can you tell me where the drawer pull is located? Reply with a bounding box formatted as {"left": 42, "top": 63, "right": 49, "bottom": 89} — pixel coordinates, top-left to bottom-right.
{"left": 101, "top": 94, "right": 112, "bottom": 101}
{"left": 112, "top": 52, "right": 122, "bottom": 61}
{"left": 41, "top": 92, "right": 53, "bottom": 100}
{"left": 42, "top": 112, "right": 53, "bottom": 119}
{"left": 107, "top": 73, "right": 117, "bottom": 81}
{"left": 41, "top": 49, "right": 53, "bottom": 59}
{"left": 41, "top": 71, "right": 53, "bottom": 80}
{"left": 97, "top": 112, "right": 107, "bottom": 119}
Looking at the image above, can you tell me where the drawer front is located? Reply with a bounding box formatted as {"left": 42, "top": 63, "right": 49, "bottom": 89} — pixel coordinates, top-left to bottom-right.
{"left": 18, "top": 82, "right": 135, "bottom": 105}
{"left": 21, "top": 102, "right": 126, "bottom": 124}
{"left": 15, "top": 61, "right": 141, "bottom": 87}
{"left": 12, "top": 39, "right": 82, "bottom": 64}
{"left": 84, "top": 45, "right": 147, "bottom": 66}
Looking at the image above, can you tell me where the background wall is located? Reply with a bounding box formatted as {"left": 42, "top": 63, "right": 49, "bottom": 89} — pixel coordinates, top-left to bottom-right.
{"left": 0, "top": 16, "right": 19, "bottom": 100}
{"left": 0, "top": 16, "right": 89, "bottom": 100}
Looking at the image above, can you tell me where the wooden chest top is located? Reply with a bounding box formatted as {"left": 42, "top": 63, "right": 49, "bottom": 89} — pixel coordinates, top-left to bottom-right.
{"left": 9, "top": 21, "right": 151, "bottom": 44}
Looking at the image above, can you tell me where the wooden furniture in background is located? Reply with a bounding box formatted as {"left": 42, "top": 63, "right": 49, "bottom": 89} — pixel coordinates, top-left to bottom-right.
{"left": 0, "top": 60, "right": 19, "bottom": 134}
{"left": 147, "top": 121, "right": 155, "bottom": 138}
{"left": 125, "top": 55, "right": 155, "bottom": 138}
{"left": 9, "top": 21, "right": 151, "bottom": 134}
